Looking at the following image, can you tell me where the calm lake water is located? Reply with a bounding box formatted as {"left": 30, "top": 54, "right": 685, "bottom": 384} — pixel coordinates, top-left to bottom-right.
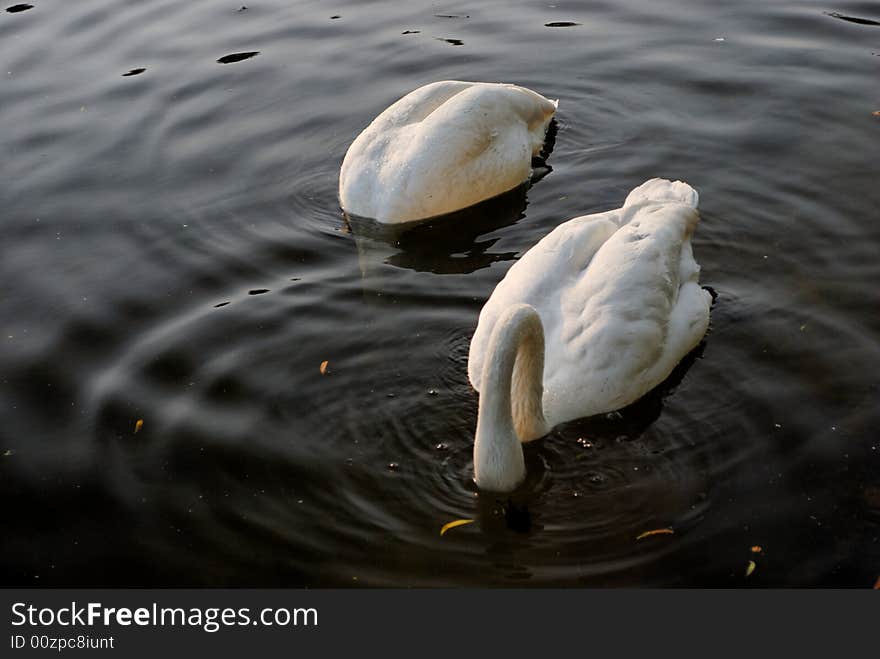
{"left": 1, "top": 0, "right": 879, "bottom": 587}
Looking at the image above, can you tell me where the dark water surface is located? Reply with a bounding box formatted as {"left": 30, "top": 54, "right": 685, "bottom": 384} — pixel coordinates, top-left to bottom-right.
{"left": 2, "top": 0, "right": 879, "bottom": 587}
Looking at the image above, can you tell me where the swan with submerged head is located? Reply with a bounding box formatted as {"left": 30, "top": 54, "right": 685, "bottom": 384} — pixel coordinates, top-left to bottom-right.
{"left": 468, "top": 179, "right": 712, "bottom": 492}
{"left": 339, "top": 80, "right": 557, "bottom": 224}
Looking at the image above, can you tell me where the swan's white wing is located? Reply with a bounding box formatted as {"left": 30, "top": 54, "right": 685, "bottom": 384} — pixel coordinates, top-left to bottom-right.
{"left": 468, "top": 209, "right": 622, "bottom": 391}
{"left": 546, "top": 194, "right": 707, "bottom": 419}
{"left": 339, "top": 81, "right": 557, "bottom": 223}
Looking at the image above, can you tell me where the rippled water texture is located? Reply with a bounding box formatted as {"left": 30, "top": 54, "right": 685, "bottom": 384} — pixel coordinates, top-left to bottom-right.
{"left": 2, "top": 0, "right": 879, "bottom": 586}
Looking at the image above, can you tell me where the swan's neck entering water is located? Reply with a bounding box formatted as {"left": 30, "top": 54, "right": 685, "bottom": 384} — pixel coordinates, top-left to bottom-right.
{"left": 474, "top": 304, "right": 548, "bottom": 492}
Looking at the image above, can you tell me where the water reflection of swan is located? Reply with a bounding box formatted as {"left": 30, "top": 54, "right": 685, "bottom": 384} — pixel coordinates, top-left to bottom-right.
{"left": 468, "top": 179, "right": 712, "bottom": 492}
{"left": 346, "top": 183, "right": 534, "bottom": 277}
{"left": 339, "top": 80, "right": 557, "bottom": 224}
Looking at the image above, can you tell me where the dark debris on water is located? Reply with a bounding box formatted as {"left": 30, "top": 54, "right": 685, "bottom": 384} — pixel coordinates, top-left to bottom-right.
{"left": 122, "top": 68, "right": 146, "bottom": 77}
{"left": 435, "top": 37, "right": 464, "bottom": 46}
{"left": 6, "top": 4, "right": 33, "bottom": 12}
{"left": 545, "top": 22, "right": 581, "bottom": 28}
{"left": 217, "top": 51, "right": 260, "bottom": 64}
{"left": 825, "top": 11, "right": 880, "bottom": 27}
{"left": 248, "top": 289, "right": 269, "bottom": 295}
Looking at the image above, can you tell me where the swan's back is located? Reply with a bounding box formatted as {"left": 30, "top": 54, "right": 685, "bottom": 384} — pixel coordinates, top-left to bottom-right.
{"left": 339, "top": 81, "right": 557, "bottom": 224}
{"left": 469, "top": 179, "right": 711, "bottom": 425}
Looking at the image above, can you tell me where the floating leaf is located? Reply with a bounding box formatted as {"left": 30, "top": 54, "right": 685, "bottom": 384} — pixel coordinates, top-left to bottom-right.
{"left": 636, "top": 527, "right": 674, "bottom": 540}
{"left": 750, "top": 545, "right": 763, "bottom": 554}
{"left": 440, "top": 518, "right": 474, "bottom": 536}
{"left": 874, "top": 576, "right": 880, "bottom": 589}
{"left": 873, "top": 111, "right": 880, "bottom": 117}
{"left": 320, "top": 360, "right": 329, "bottom": 375}
{"left": 745, "top": 560, "right": 756, "bottom": 577}
{"left": 134, "top": 419, "right": 144, "bottom": 434}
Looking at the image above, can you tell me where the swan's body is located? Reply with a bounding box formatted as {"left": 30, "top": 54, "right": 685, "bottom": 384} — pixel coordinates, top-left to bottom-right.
{"left": 468, "top": 179, "right": 711, "bottom": 491}
{"left": 339, "top": 80, "right": 557, "bottom": 224}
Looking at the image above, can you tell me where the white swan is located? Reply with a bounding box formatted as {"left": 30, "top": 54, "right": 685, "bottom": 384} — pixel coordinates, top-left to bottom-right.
{"left": 339, "top": 80, "right": 557, "bottom": 224}
{"left": 467, "top": 179, "right": 712, "bottom": 491}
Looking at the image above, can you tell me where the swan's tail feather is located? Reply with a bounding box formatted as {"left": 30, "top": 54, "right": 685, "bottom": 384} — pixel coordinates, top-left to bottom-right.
{"left": 624, "top": 178, "right": 699, "bottom": 209}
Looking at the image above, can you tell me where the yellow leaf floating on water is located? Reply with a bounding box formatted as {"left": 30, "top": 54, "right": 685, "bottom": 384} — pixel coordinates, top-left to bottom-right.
{"left": 440, "top": 519, "right": 475, "bottom": 536}
{"left": 873, "top": 110, "right": 880, "bottom": 117}
{"left": 636, "top": 528, "right": 674, "bottom": 540}
{"left": 745, "top": 560, "right": 756, "bottom": 577}
{"left": 319, "top": 360, "right": 329, "bottom": 375}
{"left": 134, "top": 419, "right": 144, "bottom": 434}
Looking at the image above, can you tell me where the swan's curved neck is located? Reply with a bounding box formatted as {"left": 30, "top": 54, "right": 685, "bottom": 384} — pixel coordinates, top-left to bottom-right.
{"left": 474, "top": 304, "right": 548, "bottom": 492}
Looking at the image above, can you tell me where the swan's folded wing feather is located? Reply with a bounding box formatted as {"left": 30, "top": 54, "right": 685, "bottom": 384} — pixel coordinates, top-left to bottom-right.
{"left": 555, "top": 203, "right": 698, "bottom": 398}
{"left": 468, "top": 213, "right": 619, "bottom": 390}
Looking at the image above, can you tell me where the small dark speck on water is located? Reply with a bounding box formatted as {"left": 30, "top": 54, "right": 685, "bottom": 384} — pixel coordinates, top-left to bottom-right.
{"left": 214, "top": 302, "right": 230, "bottom": 308}
{"left": 236, "top": 6, "right": 247, "bottom": 12}
{"left": 248, "top": 289, "right": 269, "bottom": 295}
{"left": 122, "top": 68, "right": 146, "bottom": 77}
{"left": 330, "top": 15, "right": 340, "bottom": 19}
{"left": 825, "top": 11, "right": 880, "bottom": 26}
{"left": 545, "top": 22, "right": 581, "bottom": 28}
{"left": 402, "top": 30, "right": 420, "bottom": 34}
{"left": 436, "top": 37, "right": 464, "bottom": 46}
{"left": 6, "top": 3, "right": 33, "bottom": 12}
{"left": 434, "top": 14, "right": 469, "bottom": 19}
{"left": 217, "top": 51, "right": 259, "bottom": 64}
{"left": 387, "top": 462, "right": 400, "bottom": 472}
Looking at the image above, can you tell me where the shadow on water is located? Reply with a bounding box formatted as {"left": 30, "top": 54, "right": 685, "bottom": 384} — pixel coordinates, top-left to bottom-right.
{"left": 345, "top": 184, "right": 530, "bottom": 275}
